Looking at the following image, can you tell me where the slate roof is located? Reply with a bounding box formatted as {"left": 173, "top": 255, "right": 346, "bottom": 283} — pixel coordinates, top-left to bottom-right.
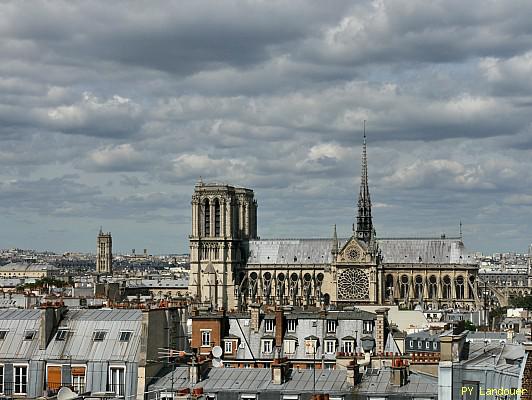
{"left": 0, "top": 309, "right": 41, "bottom": 360}
{"left": 0, "top": 262, "right": 58, "bottom": 272}
{"left": 356, "top": 369, "right": 437, "bottom": 397}
{"left": 247, "top": 237, "right": 475, "bottom": 265}
{"left": 35, "top": 309, "right": 143, "bottom": 363}
{"left": 199, "top": 368, "right": 352, "bottom": 394}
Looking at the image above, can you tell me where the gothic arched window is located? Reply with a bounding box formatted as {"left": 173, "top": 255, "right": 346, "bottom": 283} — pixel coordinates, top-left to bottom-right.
{"left": 204, "top": 199, "right": 210, "bottom": 236}
{"left": 214, "top": 198, "right": 221, "bottom": 236}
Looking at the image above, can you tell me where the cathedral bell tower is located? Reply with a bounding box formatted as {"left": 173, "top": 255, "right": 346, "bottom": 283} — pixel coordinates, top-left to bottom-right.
{"left": 188, "top": 181, "right": 257, "bottom": 310}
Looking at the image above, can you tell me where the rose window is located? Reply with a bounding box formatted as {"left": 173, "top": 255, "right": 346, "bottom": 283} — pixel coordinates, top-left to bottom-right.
{"left": 338, "top": 269, "right": 369, "bottom": 300}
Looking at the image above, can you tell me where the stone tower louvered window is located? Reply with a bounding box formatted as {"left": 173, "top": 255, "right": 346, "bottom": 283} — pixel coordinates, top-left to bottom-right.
{"left": 204, "top": 199, "right": 210, "bottom": 236}
{"left": 214, "top": 198, "right": 221, "bottom": 236}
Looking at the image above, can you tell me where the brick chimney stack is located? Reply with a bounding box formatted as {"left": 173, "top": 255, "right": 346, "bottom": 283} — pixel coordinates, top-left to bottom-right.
{"left": 275, "top": 306, "right": 284, "bottom": 348}
{"left": 375, "top": 307, "right": 389, "bottom": 355}
{"left": 250, "top": 303, "right": 260, "bottom": 333}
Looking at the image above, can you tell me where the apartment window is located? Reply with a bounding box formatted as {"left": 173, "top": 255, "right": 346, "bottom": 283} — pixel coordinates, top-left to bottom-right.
{"left": 23, "top": 330, "right": 36, "bottom": 340}
{"left": 119, "top": 331, "right": 132, "bottom": 342}
{"left": 305, "top": 339, "right": 317, "bottom": 355}
{"left": 418, "top": 341, "right": 422, "bottom": 349}
{"left": 241, "top": 395, "right": 257, "bottom": 399}
{"left": 93, "top": 331, "right": 107, "bottom": 341}
{"left": 264, "top": 319, "right": 274, "bottom": 332}
{"left": 224, "top": 340, "right": 233, "bottom": 354}
{"left": 284, "top": 339, "right": 296, "bottom": 355}
{"left": 14, "top": 365, "right": 28, "bottom": 395}
{"left": 262, "top": 339, "right": 273, "bottom": 354}
{"left": 342, "top": 340, "right": 354, "bottom": 354}
{"left": 425, "top": 342, "right": 430, "bottom": 350}
{"left": 433, "top": 342, "right": 438, "bottom": 350}
{"left": 55, "top": 329, "right": 69, "bottom": 341}
{"left": 0, "top": 331, "right": 7, "bottom": 340}
{"left": 71, "top": 366, "right": 86, "bottom": 394}
{"left": 0, "top": 365, "right": 3, "bottom": 394}
{"left": 201, "top": 330, "right": 212, "bottom": 347}
{"left": 282, "top": 395, "right": 299, "bottom": 400}
{"left": 287, "top": 319, "right": 297, "bottom": 332}
{"left": 326, "top": 320, "right": 337, "bottom": 333}
{"left": 325, "top": 340, "right": 336, "bottom": 354}
{"left": 363, "top": 321, "right": 373, "bottom": 333}
{"left": 109, "top": 366, "right": 125, "bottom": 397}
{"left": 409, "top": 340, "right": 414, "bottom": 348}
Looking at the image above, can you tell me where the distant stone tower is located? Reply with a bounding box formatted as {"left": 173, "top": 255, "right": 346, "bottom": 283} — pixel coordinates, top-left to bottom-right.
{"left": 96, "top": 227, "right": 113, "bottom": 275}
{"left": 189, "top": 181, "right": 257, "bottom": 310}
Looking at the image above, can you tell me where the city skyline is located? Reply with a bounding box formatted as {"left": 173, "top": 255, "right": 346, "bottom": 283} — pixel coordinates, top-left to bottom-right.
{"left": 1, "top": 1, "right": 532, "bottom": 254}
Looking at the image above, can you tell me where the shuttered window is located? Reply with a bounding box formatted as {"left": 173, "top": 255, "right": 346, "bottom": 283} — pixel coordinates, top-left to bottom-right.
{"left": 47, "top": 366, "right": 61, "bottom": 391}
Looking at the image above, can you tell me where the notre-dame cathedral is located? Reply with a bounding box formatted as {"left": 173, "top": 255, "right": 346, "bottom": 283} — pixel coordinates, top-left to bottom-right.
{"left": 188, "top": 136, "right": 480, "bottom": 311}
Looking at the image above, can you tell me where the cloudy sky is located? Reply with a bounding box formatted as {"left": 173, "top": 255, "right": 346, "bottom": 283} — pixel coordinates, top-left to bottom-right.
{"left": 1, "top": 0, "right": 532, "bottom": 255}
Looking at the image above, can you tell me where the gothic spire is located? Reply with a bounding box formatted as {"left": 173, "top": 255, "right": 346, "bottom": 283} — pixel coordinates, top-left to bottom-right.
{"left": 332, "top": 224, "right": 339, "bottom": 255}
{"left": 356, "top": 121, "right": 373, "bottom": 243}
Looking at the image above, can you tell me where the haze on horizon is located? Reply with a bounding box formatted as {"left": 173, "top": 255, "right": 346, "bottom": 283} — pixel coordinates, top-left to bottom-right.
{"left": 1, "top": 0, "right": 532, "bottom": 255}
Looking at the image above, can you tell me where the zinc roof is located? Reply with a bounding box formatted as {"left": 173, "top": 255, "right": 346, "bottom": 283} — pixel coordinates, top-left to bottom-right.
{"left": 197, "top": 368, "right": 352, "bottom": 394}
{"left": 35, "top": 309, "right": 143, "bottom": 362}
{"left": 356, "top": 369, "right": 437, "bottom": 396}
{"left": 0, "top": 309, "right": 41, "bottom": 359}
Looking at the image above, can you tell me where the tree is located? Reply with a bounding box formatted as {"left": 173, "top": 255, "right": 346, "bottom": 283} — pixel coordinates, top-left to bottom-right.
{"left": 464, "top": 320, "right": 477, "bottom": 332}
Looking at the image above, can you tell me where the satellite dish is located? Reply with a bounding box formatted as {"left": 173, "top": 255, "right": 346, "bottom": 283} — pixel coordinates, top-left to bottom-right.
{"left": 212, "top": 345, "right": 223, "bottom": 358}
{"left": 57, "top": 387, "right": 78, "bottom": 400}
{"left": 212, "top": 358, "right": 224, "bottom": 368}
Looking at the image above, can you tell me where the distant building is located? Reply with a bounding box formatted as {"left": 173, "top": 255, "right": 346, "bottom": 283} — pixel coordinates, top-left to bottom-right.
{"left": 189, "top": 306, "right": 401, "bottom": 371}
{"left": 0, "top": 262, "right": 58, "bottom": 279}
{"left": 96, "top": 228, "right": 112, "bottom": 275}
{"left": 405, "top": 331, "right": 441, "bottom": 354}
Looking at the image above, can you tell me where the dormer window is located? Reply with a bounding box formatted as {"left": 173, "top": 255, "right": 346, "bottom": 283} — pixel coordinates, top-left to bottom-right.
{"left": 326, "top": 320, "right": 337, "bottom": 333}
{"left": 264, "top": 319, "right": 274, "bottom": 332}
{"left": 262, "top": 338, "right": 273, "bottom": 354}
{"left": 304, "top": 336, "right": 319, "bottom": 355}
{"left": 23, "top": 330, "right": 36, "bottom": 340}
{"left": 119, "top": 331, "right": 132, "bottom": 342}
{"left": 55, "top": 329, "right": 69, "bottom": 341}
{"left": 93, "top": 331, "right": 107, "bottom": 341}
{"left": 0, "top": 330, "right": 7, "bottom": 340}
{"left": 363, "top": 320, "right": 373, "bottom": 333}
{"left": 341, "top": 336, "right": 355, "bottom": 354}
{"left": 287, "top": 319, "right": 297, "bottom": 332}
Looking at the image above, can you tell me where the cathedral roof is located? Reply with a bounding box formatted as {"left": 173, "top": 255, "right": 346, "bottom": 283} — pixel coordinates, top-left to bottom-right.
{"left": 247, "top": 236, "right": 475, "bottom": 265}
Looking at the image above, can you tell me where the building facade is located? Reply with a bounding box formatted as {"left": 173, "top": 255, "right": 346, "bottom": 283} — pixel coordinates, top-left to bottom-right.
{"left": 189, "top": 137, "right": 480, "bottom": 311}
{"left": 96, "top": 228, "right": 113, "bottom": 275}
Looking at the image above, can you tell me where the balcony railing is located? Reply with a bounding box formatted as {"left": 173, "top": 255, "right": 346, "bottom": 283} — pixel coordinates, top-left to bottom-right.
{"left": 45, "top": 382, "right": 86, "bottom": 396}
{"left": 107, "top": 383, "right": 126, "bottom": 397}
{"left": 0, "top": 382, "right": 26, "bottom": 396}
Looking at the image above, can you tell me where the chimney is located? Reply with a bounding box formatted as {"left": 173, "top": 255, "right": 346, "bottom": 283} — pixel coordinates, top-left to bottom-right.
{"left": 189, "top": 358, "right": 201, "bottom": 385}
{"left": 375, "top": 308, "right": 389, "bottom": 355}
{"left": 271, "top": 358, "right": 289, "bottom": 385}
{"left": 346, "top": 359, "right": 360, "bottom": 386}
{"left": 275, "top": 307, "right": 284, "bottom": 348}
{"left": 439, "top": 329, "right": 468, "bottom": 362}
{"left": 390, "top": 363, "right": 408, "bottom": 387}
{"left": 39, "top": 306, "right": 65, "bottom": 350}
{"left": 250, "top": 303, "right": 260, "bottom": 333}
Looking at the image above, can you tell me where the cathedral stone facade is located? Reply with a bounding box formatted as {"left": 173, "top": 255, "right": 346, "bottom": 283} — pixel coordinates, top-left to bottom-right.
{"left": 189, "top": 137, "right": 480, "bottom": 311}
